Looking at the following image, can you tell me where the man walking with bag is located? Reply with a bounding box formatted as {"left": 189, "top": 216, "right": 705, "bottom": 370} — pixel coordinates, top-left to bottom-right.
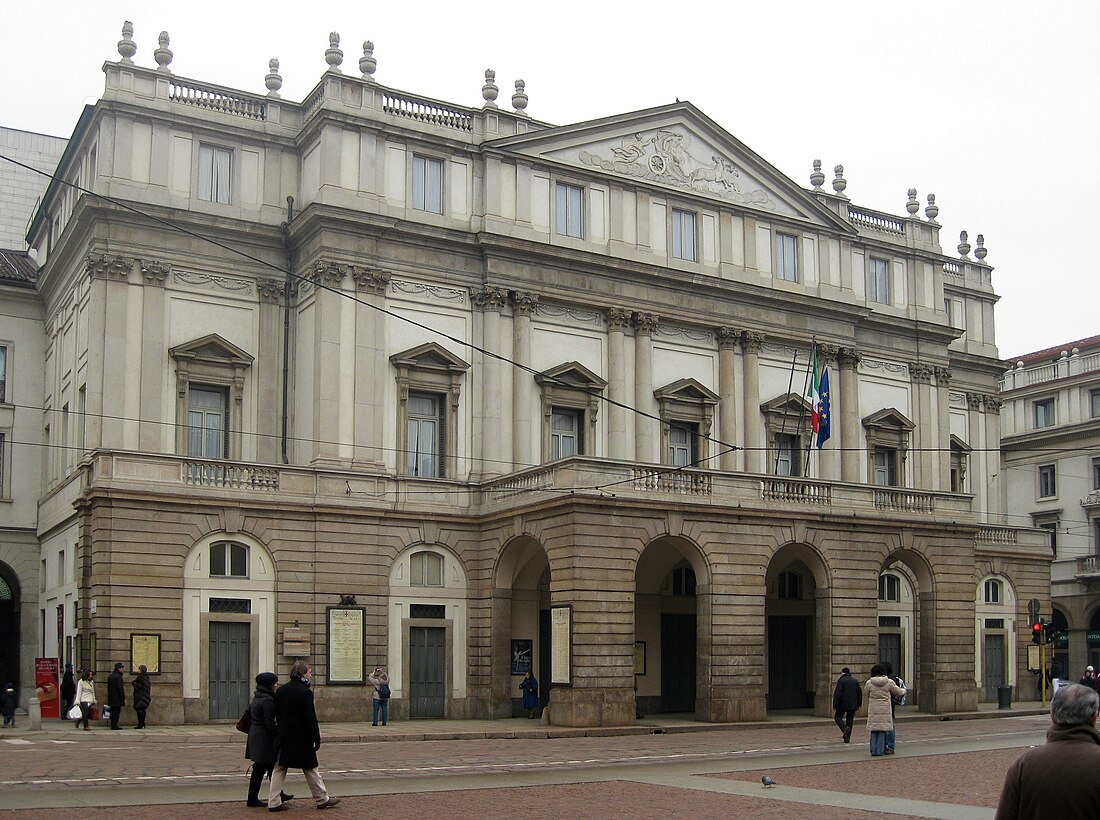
{"left": 268, "top": 661, "right": 339, "bottom": 812}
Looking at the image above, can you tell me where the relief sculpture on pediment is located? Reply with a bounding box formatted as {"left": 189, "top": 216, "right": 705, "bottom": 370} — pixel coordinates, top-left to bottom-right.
{"left": 577, "top": 128, "right": 776, "bottom": 210}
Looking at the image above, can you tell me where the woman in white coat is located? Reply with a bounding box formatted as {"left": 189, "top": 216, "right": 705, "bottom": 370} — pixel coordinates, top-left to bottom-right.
{"left": 865, "top": 664, "right": 906, "bottom": 757}
{"left": 74, "top": 670, "right": 97, "bottom": 731}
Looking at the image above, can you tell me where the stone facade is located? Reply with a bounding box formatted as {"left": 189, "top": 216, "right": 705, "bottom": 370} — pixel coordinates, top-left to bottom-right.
{"left": 17, "top": 24, "right": 1048, "bottom": 725}
{"left": 1001, "top": 336, "right": 1100, "bottom": 685}
{"left": 0, "top": 126, "right": 68, "bottom": 250}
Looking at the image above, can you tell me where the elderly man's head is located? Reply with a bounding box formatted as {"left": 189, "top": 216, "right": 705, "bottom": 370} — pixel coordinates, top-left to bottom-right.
{"left": 1051, "top": 683, "right": 1100, "bottom": 727}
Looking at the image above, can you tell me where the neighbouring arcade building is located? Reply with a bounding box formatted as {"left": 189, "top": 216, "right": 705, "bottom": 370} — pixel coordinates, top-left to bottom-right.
{"left": 13, "top": 24, "right": 1050, "bottom": 725}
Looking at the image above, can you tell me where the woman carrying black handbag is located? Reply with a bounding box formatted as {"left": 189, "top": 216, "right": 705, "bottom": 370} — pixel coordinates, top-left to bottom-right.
{"left": 244, "top": 672, "right": 293, "bottom": 808}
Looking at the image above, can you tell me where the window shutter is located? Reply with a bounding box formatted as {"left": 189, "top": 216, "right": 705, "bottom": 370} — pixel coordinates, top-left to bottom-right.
{"left": 577, "top": 410, "right": 586, "bottom": 456}
{"left": 690, "top": 423, "right": 699, "bottom": 465}
{"left": 437, "top": 397, "right": 446, "bottom": 478}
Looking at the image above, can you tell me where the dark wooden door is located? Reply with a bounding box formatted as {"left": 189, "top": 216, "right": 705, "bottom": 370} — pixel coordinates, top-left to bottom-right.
{"left": 409, "top": 626, "right": 445, "bottom": 718}
{"left": 879, "top": 633, "right": 902, "bottom": 679}
{"left": 768, "top": 615, "right": 810, "bottom": 709}
{"left": 660, "top": 613, "right": 696, "bottom": 713}
{"left": 208, "top": 621, "right": 249, "bottom": 719}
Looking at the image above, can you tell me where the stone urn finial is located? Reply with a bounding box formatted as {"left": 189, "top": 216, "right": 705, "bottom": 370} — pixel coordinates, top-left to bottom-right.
{"left": 810, "top": 159, "right": 825, "bottom": 190}
{"left": 359, "top": 41, "right": 377, "bottom": 80}
{"left": 925, "top": 193, "right": 939, "bottom": 222}
{"left": 154, "top": 31, "right": 173, "bottom": 72}
{"left": 958, "top": 230, "right": 971, "bottom": 258}
{"left": 117, "top": 20, "right": 137, "bottom": 65}
{"left": 512, "top": 79, "right": 529, "bottom": 115}
{"left": 265, "top": 58, "right": 283, "bottom": 97}
{"left": 831, "top": 164, "right": 847, "bottom": 196}
{"left": 974, "top": 233, "right": 988, "bottom": 262}
{"left": 325, "top": 32, "right": 343, "bottom": 72}
{"left": 482, "top": 69, "right": 499, "bottom": 108}
{"left": 906, "top": 188, "right": 919, "bottom": 216}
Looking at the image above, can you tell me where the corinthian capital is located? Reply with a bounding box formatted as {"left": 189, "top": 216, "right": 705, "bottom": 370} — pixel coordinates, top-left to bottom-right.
{"left": 908, "top": 362, "right": 934, "bottom": 384}
{"left": 741, "top": 331, "right": 765, "bottom": 354}
{"left": 633, "top": 312, "right": 660, "bottom": 335}
{"left": 511, "top": 290, "right": 540, "bottom": 317}
{"left": 837, "top": 346, "right": 862, "bottom": 370}
{"left": 606, "top": 307, "right": 632, "bottom": 330}
{"left": 716, "top": 327, "right": 742, "bottom": 349}
{"left": 471, "top": 285, "right": 507, "bottom": 312}
{"left": 311, "top": 261, "right": 347, "bottom": 287}
{"left": 352, "top": 266, "right": 390, "bottom": 295}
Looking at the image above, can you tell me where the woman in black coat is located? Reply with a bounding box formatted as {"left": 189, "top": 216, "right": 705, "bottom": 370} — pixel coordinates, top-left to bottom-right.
{"left": 245, "top": 672, "right": 292, "bottom": 807}
{"left": 131, "top": 665, "right": 152, "bottom": 729}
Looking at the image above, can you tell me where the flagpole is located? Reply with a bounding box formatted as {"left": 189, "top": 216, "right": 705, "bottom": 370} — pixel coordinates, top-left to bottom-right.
{"left": 801, "top": 341, "right": 817, "bottom": 478}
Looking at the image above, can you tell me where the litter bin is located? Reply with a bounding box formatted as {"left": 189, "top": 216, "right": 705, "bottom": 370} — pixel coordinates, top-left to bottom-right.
{"left": 997, "top": 685, "right": 1013, "bottom": 709}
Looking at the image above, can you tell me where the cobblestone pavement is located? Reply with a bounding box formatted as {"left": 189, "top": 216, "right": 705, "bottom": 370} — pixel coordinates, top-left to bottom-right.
{"left": 0, "top": 710, "right": 1048, "bottom": 818}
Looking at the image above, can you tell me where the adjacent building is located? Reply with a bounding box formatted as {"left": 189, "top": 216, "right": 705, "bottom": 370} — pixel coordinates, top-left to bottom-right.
{"left": 12, "top": 23, "right": 1049, "bottom": 725}
{"left": 1001, "top": 336, "right": 1100, "bottom": 683}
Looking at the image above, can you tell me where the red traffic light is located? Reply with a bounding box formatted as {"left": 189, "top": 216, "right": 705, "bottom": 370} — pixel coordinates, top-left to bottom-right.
{"left": 1032, "top": 623, "right": 1042, "bottom": 644}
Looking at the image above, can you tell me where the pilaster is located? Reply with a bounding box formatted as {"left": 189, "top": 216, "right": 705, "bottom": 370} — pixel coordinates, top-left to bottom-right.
{"left": 511, "top": 291, "right": 538, "bottom": 469}
{"left": 837, "top": 347, "right": 862, "bottom": 483}
{"left": 740, "top": 331, "right": 764, "bottom": 473}
{"left": 607, "top": 307, "right": 632, "bottom": 461}
{"left": 716, "top": 327, "right": 741, "bottom": 472}
{"left": 632, "top": 312, "right": 659, "bottom": 464}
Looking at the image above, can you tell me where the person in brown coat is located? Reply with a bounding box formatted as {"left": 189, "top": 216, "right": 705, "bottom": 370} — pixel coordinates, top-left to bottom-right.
{"left": 995, "top": 683, "right": 1100, "bottom": 820}
{"left": 864, "top": 664, "right": 905, "bottom": 757}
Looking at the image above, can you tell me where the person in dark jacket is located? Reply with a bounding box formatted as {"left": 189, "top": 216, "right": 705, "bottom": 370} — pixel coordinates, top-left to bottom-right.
{"left": 267, "top": 662, "right": 339, "bottom": 811}
{"left": 995, "top": 683, "right": 1100, "bottom": 819}
{"left": 519, "top": 670, "right": 539, "bottom": 719}
{"left": 60, "top": 664, "right": 76, "bottom": 719}
{"left": 245, "top": 672, "right": 293, "bottom": 808}
{"left": 131, "top": 665, "right": 151, "bottom": 729}
{"left": 1, "top": 682, "right": 16, "bottom": 728}
{"left": 107, "top": 662, "right": 126, "bottom": 730}
{"left": 832, "top": 667, "right": 862, "bottom": 743}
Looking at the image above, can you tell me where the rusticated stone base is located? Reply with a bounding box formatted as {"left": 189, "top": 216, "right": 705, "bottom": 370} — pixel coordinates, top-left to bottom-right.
{"left": 549, "top": 686, "right": 635, "bottom": 728}
{"left": 703, "top": 685, "right": 767, "bottom": 722}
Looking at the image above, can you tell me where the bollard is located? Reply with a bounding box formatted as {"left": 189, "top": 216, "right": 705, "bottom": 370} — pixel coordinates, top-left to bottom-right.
{"left": 540, "top": 707, "right": 550, "bottom": 726}
{"left": 28, "top": 697, "right": 42, "bottom": 731}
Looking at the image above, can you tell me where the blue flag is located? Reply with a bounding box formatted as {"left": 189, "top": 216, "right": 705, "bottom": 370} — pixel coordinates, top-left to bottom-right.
{"left": 816, "top": 366, "right": 831, "bottom": 448}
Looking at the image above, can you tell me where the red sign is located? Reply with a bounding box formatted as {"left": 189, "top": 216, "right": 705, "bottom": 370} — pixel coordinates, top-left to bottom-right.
{"left": 35, "top": 657, "right": 60, "bottom": 719}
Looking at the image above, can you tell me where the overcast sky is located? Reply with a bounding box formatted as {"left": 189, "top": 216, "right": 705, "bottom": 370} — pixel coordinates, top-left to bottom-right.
{"left": 3, "top": 2, "right": 1094, "bottom": 359}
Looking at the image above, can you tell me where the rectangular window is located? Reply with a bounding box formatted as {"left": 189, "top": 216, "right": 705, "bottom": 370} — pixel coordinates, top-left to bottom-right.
{"left": 671, "top": 208, "right": 697, "bottom": 261}
{"left": 1034, "top": 398, "right": 1055, "bottom": 428}
{"left": 873, "top": 448, "right": 898, "bottom": 486}
{"left": 410, "top": 551, "right": 444, "bottom": 587}
{"left": 551, "top": 408, "right": 582, "bottom": 460}
{"left": 1091, "top": 389, "right": 1100, "bottom": 419}
{"left": 411, "top": 155, "right": 444, "bottom": 214}
{"left": 0, "top": 344, "right": 6, "bottom": 402}
{"left": 555, "top": 182, "right": 584, "bottom": 238}
{"left": 186, "top": 386, "right": 228, "bottom": 459}
{"left": 775, "top": 433, "right": 801, "bottom": 477}
{"left": 869, "top": 258, "right": 890, "bottom": 304}
{"left": 1094, "top": 457, "right": 1100, "bottom": 491}
{"left": 878, "top": 574, "right": 900, "bottom": 602}
{"left": 406, "top": 393, "right": 444, "bottom": 477}
{"left": 198, "top": 145, "right": 232, "bottom": 204}
{"left": 1038, "top": 464, "right": 1056, "bottom": 498}
{"left": 983, "top": 579, "right": 1002, "bottom": 604}
{"left": 775, "top": 233, "right": 798, "bottom": 282}
{"left": 58, "top": 550, "right": 66, "bottom": 587}
{"left": 668, "top": 421, "right": 700, "bottom": 467}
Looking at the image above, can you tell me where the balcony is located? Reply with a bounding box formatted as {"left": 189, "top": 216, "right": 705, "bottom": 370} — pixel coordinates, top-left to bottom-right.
{"left": 1076, "top": 556, "right": 1100, "bottom": 580}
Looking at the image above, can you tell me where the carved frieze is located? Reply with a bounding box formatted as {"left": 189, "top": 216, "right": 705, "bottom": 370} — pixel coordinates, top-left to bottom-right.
{"left": 86, "top": 254, "right": 134, "bottom": 280}
{"left": 577, "top": 128, "right": 776, "bottom": 210}
{"left": 390, "top": 279, "right": 466, "bottom": 302}
{"left": 140, "top": 259, "right": 170, "bottom": 286}
{"left": 536, "top": 304, "right": 604, "bottom": 326}
{"left": 174, "top": 271, "right": 253, "bottom": 293}
{"left": 655, "top": 324, "right": 714, "bottom": 344}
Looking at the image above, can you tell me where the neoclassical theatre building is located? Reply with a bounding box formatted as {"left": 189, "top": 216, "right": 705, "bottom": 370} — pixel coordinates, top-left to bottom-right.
{"left": 20, "top": 25, "right": 1049, "bottom": 725}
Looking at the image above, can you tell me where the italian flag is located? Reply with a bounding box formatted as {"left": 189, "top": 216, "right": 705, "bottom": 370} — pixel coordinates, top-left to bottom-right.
{"left": 808, "top": 345, "right": 821, "bottom": 436}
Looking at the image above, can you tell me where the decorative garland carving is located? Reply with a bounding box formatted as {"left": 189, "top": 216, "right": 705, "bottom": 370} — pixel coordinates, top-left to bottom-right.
{"left": 173, "top": 271, "right": 253, "bottom": 292}
{"left": 535, "top": 304, "right": 604, "bottom": 326}
{"left": 390, "top": 279, "right": 466, "bottom": 302}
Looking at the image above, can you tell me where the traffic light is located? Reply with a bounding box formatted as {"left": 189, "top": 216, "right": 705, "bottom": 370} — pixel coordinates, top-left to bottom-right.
{"left": 1032, "top": 622, "right": 1042, "bottom": 644}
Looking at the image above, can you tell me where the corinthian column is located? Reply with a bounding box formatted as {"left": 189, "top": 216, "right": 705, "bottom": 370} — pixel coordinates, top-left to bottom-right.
{"left": 908, "top": 362, "right": 935, "bottom": 489}
{"left": 837, "top": 347, "right": 862, "bottom": 483}
{"left": 633, "top": 312, "right": 659, "bottom": 464}
{"left": 935, "top": 367, "right": 952, "bottom": 491}
{"left": 511, "top": 291, "right": 538, "bottom": 469}
{"left": 473, "top": 286, "right": 507, "bottom": 478}
{"left": 607, "top": 308, "right": 632, "bottom": 461}
{"left": 352, "top": 267, "right": 389, "bottom": 467}
{"left": 741, "top": 331, "right": 764, "bottom": 473}
{"left": 716, "top": 327, "right": 741, "bottom": 471}
{"left": 983, "top": 395, "right": 1003, "bottom": 522}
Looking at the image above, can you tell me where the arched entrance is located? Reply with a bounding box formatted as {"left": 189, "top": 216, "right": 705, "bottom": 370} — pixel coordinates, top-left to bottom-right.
{"left": 877, "top": 566, "right": 918, "bottom": 690}
{"left": 881, "top": 548, "right": 935, "bottom": 710}
{"left": 0, "top": 564, "right": 20, "bottom": 696}
{"left": 634, "top": 536, "right": 709, "bottom": 717}
{"left": 764, "top": 543, "right": 829, "bottom": 711}
{"left": 494, "top": 535, "right": 550, "bottom": 718}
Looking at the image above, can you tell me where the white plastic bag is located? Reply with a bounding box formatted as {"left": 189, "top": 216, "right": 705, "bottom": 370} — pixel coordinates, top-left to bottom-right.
{"left": 102, "top": 704, "right": 110, "bottom": 720}
{"left": 66, "top": 703, "right": 82, "bottom": 720}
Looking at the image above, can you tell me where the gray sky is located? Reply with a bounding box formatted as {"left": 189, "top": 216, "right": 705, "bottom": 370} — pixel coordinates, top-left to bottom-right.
{"left": 3, "top": 1, "right": 1094, "bottom": 359}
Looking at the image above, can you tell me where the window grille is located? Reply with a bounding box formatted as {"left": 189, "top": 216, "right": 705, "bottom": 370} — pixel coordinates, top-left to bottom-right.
{"left": 410, "top": 604, "right": 446, "bottom": 619}
{"left": 209, "top": 597, "right": 251, "bottom": 614}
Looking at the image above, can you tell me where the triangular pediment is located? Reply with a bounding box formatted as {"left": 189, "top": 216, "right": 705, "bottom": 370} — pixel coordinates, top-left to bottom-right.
{"left": 950, "top": 434, "right": 971, "bottom": 453}
{"left": 656, "top": 378, "right": 719, "bottom": 406}
{"left": 761, "top": 392, "right": 812, "bottom": 415}
{"left": 487, "top": 102, "right": 854, "bottom": 232}
{"left": 534, "top": 361, "right": 607, "bottom": 390}
{"left": 862, "top": 407, "right": 915, "bottom": 431}
{"left": 169, "top": 333, "right": 253, "bottom": 365}
{"left": 390, "top": 342, "right": 470, "bottom": 373}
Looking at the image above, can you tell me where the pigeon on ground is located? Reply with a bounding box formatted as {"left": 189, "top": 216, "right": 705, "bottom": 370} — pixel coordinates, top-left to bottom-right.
{"left": 761, "top": 775, "right": 777, "bottom": 788}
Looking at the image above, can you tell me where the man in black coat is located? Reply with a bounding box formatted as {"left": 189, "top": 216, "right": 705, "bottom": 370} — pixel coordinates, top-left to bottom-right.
{"left": 268, "top": 661, "right": 340, "bottom": 811}
{"left": 832, "top": 666, "right": 862, "bottom": 743}
{"left": 107, "top": 662, "right": 126, "bottom": 730}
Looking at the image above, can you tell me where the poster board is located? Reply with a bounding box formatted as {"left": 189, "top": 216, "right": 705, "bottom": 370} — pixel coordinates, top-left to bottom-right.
{"left": 130, "top": 633, "right": 161, "bottom": 673}
{"left": 550, "top": 605, "right": 572, "bottom": 686}
{"left": 327, "top": 607, "right": 366, "bottom": 684}
{"left": 510, "top": 639, "right": 533, "bottom": 675}
{"left": 35, "top": 657, "right": 60, "bottom": 718}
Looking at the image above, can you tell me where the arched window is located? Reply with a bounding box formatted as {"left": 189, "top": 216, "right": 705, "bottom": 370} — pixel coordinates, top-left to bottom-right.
{"left": 777, "top": 571, "right": 802, "bottom": 600}
{"left": 984, "top": 578, "right": 1003, "bottom": 605}
{"left": 879, "top": 573, "right": 900, "bottom": 602}
{"left": 209, "top": 542, "right": 249, "bottom": 578}
{"left": 0, "top": 576, "right": 11, "bottom": 600}
{"left": 410, "top": 551, "right": 443, "bottom": 587}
